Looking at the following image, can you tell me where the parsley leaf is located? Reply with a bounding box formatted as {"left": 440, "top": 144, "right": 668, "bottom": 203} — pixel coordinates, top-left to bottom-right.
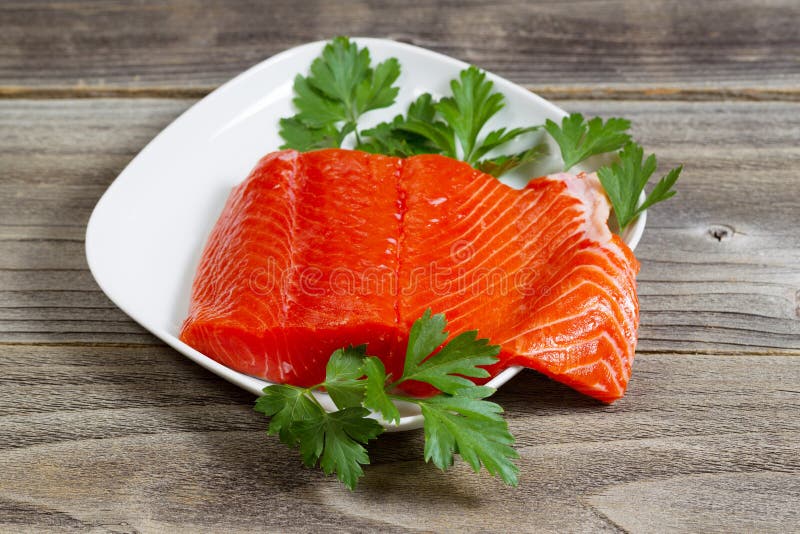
{"left": 254, "top": 346, "right": 383, "bottom": 490}
{"left": 477, "top": 144, "right": 548, "bottom": 178}
{"left": 362, "top": 356, "right": 401, "bottom": 424}
{"left": 437, "top": 67, "right": 506, "bottom": 163}
{"left": 544, "top": 113, "right": 632, "bottom": 171}
{"left": 399, "top": 310, "right": 499, "bottom": 395}
{"left": 403, "top": 308, "right": 448, "bottom": 374}
{"left": 254, "top": 384, "right": 323, "bottom": 447}
{"left": 307, "top": 37, "right": 399, "bottom": 120}
{"left": 254, "top": 377, "right": 383, "bottom": 490}
{"left": 419, "top": 387, "right": 519, "bottom": 486}
{"left": 398, "top": 116, "right": 457, "bottom": 159}
{"left": 597, "top": 142, "right": 682, "bottom": 230}
{"left": 402, "top": 67, "right": 539, "bottom": 167}
{"left": 354, "top": 57, "right": 402, "bottom": 116}
{"left": 279, "top": 37, "right": 400, "bottom": 150}
{"left": 324, "top": 345, "right": 368, "bottom": 410}
{"left": 358, "top": 67, "right": 544, "bottom": 176}
{"left": 278, "top": 117, "right": 350, "bottom": 152}
{"left": 291, "top": 75, "right": 346, "bottom": 127}
{"left": 357, "top": 94, "right": 442, "bottom": 156}
{"left": 294, "top": 406, "right": 384, "bottom": 489}
{"left": 470, "top": 126, "right": 540, "bottom": 163}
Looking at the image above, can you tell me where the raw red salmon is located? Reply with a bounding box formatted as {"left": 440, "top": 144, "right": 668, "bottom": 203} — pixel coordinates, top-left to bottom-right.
{"left": 180, "top": 148, "right": 640, "bottom": 402}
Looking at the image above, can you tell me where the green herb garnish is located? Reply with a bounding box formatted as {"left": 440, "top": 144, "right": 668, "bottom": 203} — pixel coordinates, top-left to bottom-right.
{"left": 360, "top": 67, "right": 544, "bottom": 176}
{"left": 279, "top": 38, "right": 544, "bottom": 177}
{"left": 597, "top": 142, "right": 682, "bottom": 229}
{"left": 357, "top": 93, "right": 442, "bottom": 157}
{"left": 254, "top": 309, "right": 518, "bottom": 490}
{"left": 278, "top": 37, "right": 682, "bottom": 232}
{"left": 543, "top": 113, "right": 632, "bottom": 171}
{"left": 544, "top": 113, "right": 682, "bottom": 230}
{"left": 279, "top": 36, "right": 401, "bottom": 151}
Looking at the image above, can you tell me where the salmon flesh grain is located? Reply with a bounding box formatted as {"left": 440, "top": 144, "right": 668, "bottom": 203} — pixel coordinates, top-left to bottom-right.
{"left": 180, "top": 149, "right": 640, "bottom": 402}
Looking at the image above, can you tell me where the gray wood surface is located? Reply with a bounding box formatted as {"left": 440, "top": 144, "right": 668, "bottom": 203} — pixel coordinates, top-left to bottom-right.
{"left": 1, "top": 1, "right": 799, "bottom": 532}
{"left": 1, "top": 0, "right": 798, "bottom": 97}
{"left": 1, "top": 347, "right": 798, "bottom": 533}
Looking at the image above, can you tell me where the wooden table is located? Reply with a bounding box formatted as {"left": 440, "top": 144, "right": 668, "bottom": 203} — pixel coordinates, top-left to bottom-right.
{"left": 2, "top": 2, "right": 799, "bottom": 532}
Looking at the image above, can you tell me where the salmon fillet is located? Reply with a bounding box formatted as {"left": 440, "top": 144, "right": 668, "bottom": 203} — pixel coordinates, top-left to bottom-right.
{"left": 180, "top": 149, "right": 640, "bottom": 402}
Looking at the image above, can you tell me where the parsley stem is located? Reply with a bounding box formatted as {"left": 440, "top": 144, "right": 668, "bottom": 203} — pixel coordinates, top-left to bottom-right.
{"left": 385, "top": 376, "right": 408, "bottom": 391}
{"left": 303, "top": 384, "right": 328, "bottom": 412}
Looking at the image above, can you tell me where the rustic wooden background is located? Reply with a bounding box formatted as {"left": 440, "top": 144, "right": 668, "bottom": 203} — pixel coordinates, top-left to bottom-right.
{"left": 2, "top": 1, "right": 799, "bottom": 532}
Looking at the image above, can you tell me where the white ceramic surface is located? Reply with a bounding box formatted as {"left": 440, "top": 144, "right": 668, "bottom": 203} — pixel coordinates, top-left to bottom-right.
{"left": 85, "top": 38, "right": 645, "bottom": 431}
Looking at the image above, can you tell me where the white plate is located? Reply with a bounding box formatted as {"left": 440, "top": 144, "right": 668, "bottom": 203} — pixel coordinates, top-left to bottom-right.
{"left": 85, "top": 38, "right": 645, "bottom": 431}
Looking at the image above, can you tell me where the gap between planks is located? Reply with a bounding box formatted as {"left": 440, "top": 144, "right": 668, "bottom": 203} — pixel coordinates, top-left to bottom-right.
{"left": 1, "top": 86, "right": 799, "bottom": 102}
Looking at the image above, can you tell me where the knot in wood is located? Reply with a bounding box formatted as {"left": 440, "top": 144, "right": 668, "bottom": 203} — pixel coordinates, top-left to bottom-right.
{"left": 708, "top": 224, "right": 734, "bottom": 242}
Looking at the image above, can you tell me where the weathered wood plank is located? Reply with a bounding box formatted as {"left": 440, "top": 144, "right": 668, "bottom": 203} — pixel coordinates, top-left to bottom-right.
{"left": 0, "top": 99, "right": 192, "bottom": 227}
{"left": 589, "top": 472, "right": 800, "bottom": 533}
{"left": 0, "top": 349, "right": 797, "bottom": 532}
{"left": 0, "top": 0, "right": 798, "bottom": 95}
{"left": 1, "top": 98, "right": 798, "bottom": 352}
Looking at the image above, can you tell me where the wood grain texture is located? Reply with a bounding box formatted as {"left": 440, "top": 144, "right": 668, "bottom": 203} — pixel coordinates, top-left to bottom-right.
{"left": 0, "top": 0, "right": 798, "bottom": 96}
{"left": 1, "top": 98, "right": 798, "bottom": 352}
{"left": 1, "top": 347, "right": 798, "bottom": 532}
{"left": 589, "top": 473, "right": 800, "bottom": 533}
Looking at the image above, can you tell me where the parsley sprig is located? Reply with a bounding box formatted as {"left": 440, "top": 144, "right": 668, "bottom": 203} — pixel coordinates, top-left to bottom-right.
{"left": 279, "top": 37, "right": 545, "bottom": 177}
{"left": 254, "top": 310, "right": 519, "bottom": 490}
{"left": 598, "top": 143, "right": 682, "bottom": 229}
{"left": 544, "top": 113, "right": 682, "bottom": 230}
{"left": 359, "top": 68, "right": 545, "bottom": 177}
{"left": 278, "top": 37, "right": 682, "bottom": 230}
{"left": 543, "top": 113, "right": 631, "bottom": 171}
{"left": 279, "top": 37, "right": 401, "bottom": 151}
